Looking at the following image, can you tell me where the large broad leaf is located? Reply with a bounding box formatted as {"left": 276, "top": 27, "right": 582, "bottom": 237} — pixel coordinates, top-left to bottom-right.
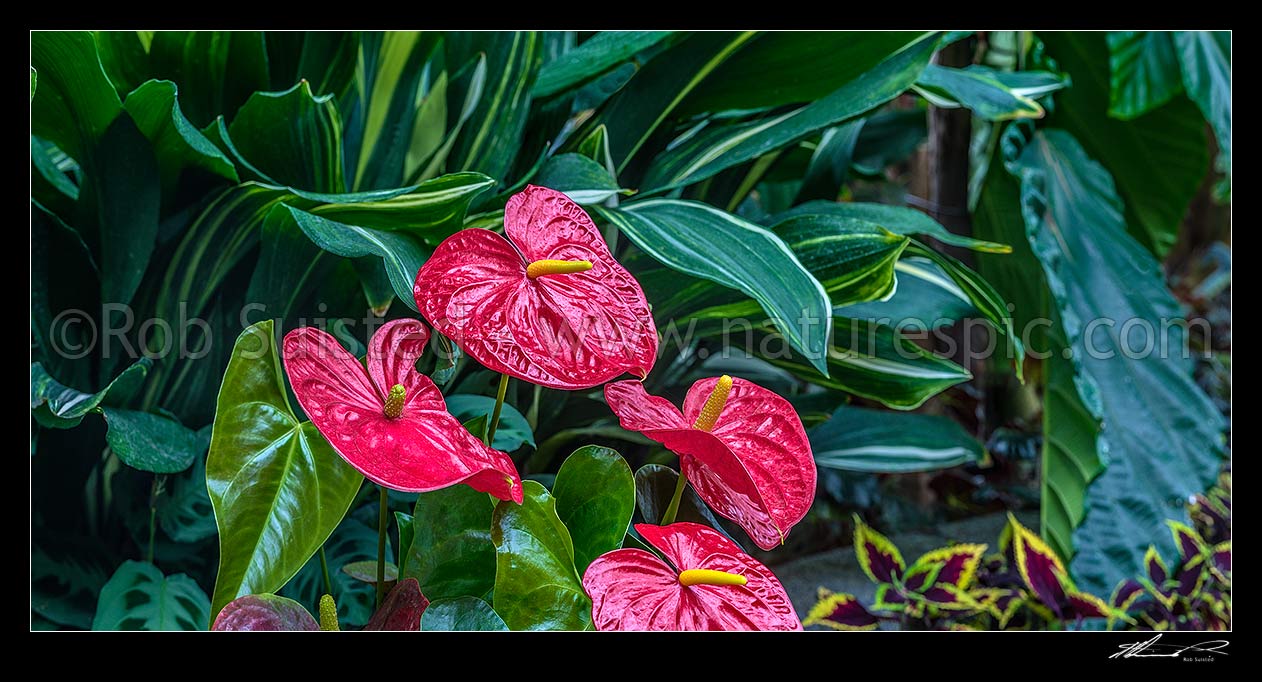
{"left": 281, "top": 513, "right": 386, "bottom": 629}
{"left": 156, "top": 428, "right": 217, "bottom": 543}
{"left": 914, "top": 64, "right": 1061, "bottom": 121}
{"left": 32, "top": 537, "right": 114, "bottom": 629}
{"left": 264, "top": 31, "right": 359, "bottom": 99}
{"left": 304, "top": 172, "right": 494, "bottom": 247}
{"left": 775, "top": 201, "right": 1011, "bottom": 254}
{"left": 91, "top": 561, "right": 210, "bottom": 631}
{"left": 1174, "top": 31, "right": 1230, "bottom": 183}
{"left": 596, "top": 200, "right": 831, "bottom": 375}
{"left": 100, "top": 408, "right": 200, "bottom": 473}
{"left": 811, "top": 405, "right": 985, "bottom": 473}
{"left": 277, "top": 205, "right": 429, "bottom": 311}
{"left": 1005, "top": 129, "right": 1225, "bottom": 594}
{"left": 225, "top": 81, "right": 344, "bottom": 192}
{"left": 532, "top": 153, "right": 629, "bottom": 205}
{"left": 94, "top": 31, "right": 150, "bottom": 97}
{"left": 446, "top": 31, "right": 543, "bottom": 182}
{"left": 491, "top": 481, "right": 591, "bottom": 631}
{"left": 31, "top": 358, "right": 150, "bottom": 429}
{"left": 837, "top": 257, "right": 977, "bottom": 331}
{"left": 1040, "top": 31, "right": 1207, "bottom": 258}
{"left": 533, "top": 31, "right": 674, "bottom": 98}
{"left": 443, "top": 395, "right": 534, "bottom": 452}
{"left": 30, "top": 31, "right": 121, "bottom": 162}
{"left": 122, "top": 79, "right": 238, "bottom": 191}
{"left": 633, "top": 464, "right": 735, "bottom": 541}
{"left": 552, "top": 446, "right": 635, "bottom": 574}
{"left": 403, "top": 485, "right": 497, "bottom": 601}
{"left": 642, "top": 34, "right": 938, "bottom": 191}
{"left": 147, "top": 31, "right": 270, "bottom": 127}
{"left": 207, "top": 320, "right": 363, "bottom": 618}
{"left": 771, "top": 214, "right": 908, "bottom": 305}
{"left": 1106, "top": 32, "right": 1183, "bottom": 118}
{"left": 420, "top": 597, "right": 509, "bottom": 631}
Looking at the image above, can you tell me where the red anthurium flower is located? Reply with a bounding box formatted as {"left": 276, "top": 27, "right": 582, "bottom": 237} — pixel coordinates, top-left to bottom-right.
{"left": 414, "top": 185, "right": 657, "bottom": 390}
{"left": 604, "top": 375, "right": 816, "bottom": 550}
{"left": 283, "top": 318, "right": 523, "bottom": 503}
{"left": 583, "top": 522, "right": 801, "bottom": 631}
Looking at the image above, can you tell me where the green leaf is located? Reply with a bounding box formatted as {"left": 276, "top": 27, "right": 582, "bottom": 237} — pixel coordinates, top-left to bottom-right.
{"left": 443, "top": 395, "right": 534, "bottom": 451}
{"left": 633, "top": 464, "right": 734, "bottom": 540}
{"left": 1174, "top": 31, "right": 1230, "bottom": 180}
{"left": 420, "top": 597, "right": 509, "bottom": 631}
{"left": 156, "top": 428, "right": 217, "bottom": 543}
{"left": 849, "top": 108, "right": 926, "bottom": 177}
{"left": 403, "top": 485, "right": 497, "bottom": 601}
{"left": 147, "top": 31, "right": 270, "bottom": 127}
{"left": 281, "top": 513, "right": 387, "bottom": 629}
{"left": 1005, "top": 129, "right": 1225, "bottom": 594}
{"left": 1041, "top": 31, "right": 1207, "bottom": 258}
{"left": 101, "top": 408, "right": 200, "bottom": 473}
{"left": 278, "top": 204, "right": 429, "bottom": 311}
{"left": 596, "top": 200, "right": 831, "bottom": 375}
{"left": 913, "top": 65, "right": 1048, "bottom": 121}
{"left": 31, "top": 358, "right": 150, "bottom": 429}
{"left": 1040, "top": 332, "right": 1101, "bottom": 567}
{"left": 772, "top": 213, "right": 908, "bottom": 305}
{"left": 1106, "top": 32, "right": 1183, "bottom": 118}
{"left": 224, "top": 81, "right": 344, "bottom": 192}
{"left": 796, "top": 120, "right": 863, "bottom": 202}
{"left": 91, "top": 561, "right": 210, "bottom": 631}
{"left": 533, "top": 31, "right": 673, "bottom": 98}
{"left": 776, "top": 200, "right": 1011, "bottom": 253}
{"left": 264, "top": 31, "right": 359, "bottom": 98}
{"left": 305, "top": 172, "right": 494, "bottom": 247}
{"left": 207, "top": 320, "right": 363, "bottom": 618}
{"left": 764, "top": 317, "right": 971, "bottom": 410}
{"left": 94, "top": 31, "right": 151, "bottom": 97}
{"left": 30, "top": 31, "right": 121, "bottom": 162}
{"left": 533, "top": 153, "right": 629, "bottom": 205}
{"left": 642, "top": 34, "right": 938, "bottom": 192}
{"left": 30, "top": 66, "right": 36, "bottom": 101}
{"left": 553, "top": 446, "right": 635, "bottom": 574}
{"left": 447, "top": 31, "right": 543, "bottom": 182}
{"left": 811, "top": 405, "right": 985, "bottom": 473}
{"left": 837, "top": 257, "right": 978, "bottom": 331}
{"left": 491, "top": 481, "right": 591, "bottom": 631}
{"left": 394, "top": 510, "right": 414, "bottom": 574}
{"left": 122, "top": 79, "right": 238, "bottom": 191}
{"left": 32, "top": 537, "right": 113, "bottom": 629}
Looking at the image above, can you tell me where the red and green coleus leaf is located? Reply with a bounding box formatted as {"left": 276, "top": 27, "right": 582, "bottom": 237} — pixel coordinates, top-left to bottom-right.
{"left": 853, "top": 517, "right": 904, "bottom": 585}
{"left": 1109, "top": 578, "right": 1145, "bottom": 613}
{"left": 899, "top": 561, "right": 942, "bottom": 594}
{"left": 1174, "top": 554, "right": 1208, "bottom": 599}
{"left": 872, "top": 583, "right": 908, "bottom": 612}
{"left": 971, "top": 587, "right": 1026, "bottom": 627}
{"left": 1166, "top": 520, "right": 1208, "bottom": 563}
{"left": 918, "top": 583, "right": 983, "bottom": 611}
{"left": 1008, "top": 514, "right": 1071, "bottom": 614}
{"left": 1210, "top": 541, "right": 1231, "bottom": 583}
{"left": 803, "top": 588, "right": 880, "bottom": 631}
{"left": 908, "top": 543, "right": 987, "bottom": 589}
{"left": 1065, "top": 590, "right": 1111, "bottom": 619}
{"left": 1144, "top": 545, "right": 1169, "bottom": 585}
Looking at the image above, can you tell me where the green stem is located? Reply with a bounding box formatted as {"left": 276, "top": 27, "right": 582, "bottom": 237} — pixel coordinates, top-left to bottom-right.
{"left": 319, "top": 546, "right": 333, "bottom": 596}
{"left": 661, "top": 470, "right": 688, "bottom": 525}
{"left": 486, "top": 373, "right": 510, "bottom": 447}
{"left": 376, "top": 486, "right": 388, "bottom": 608}
{"left": 146, "top": 475, "right": 161, "bottom": 564}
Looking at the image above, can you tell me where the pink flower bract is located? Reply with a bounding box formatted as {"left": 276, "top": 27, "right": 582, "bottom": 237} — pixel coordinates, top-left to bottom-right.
{"left": 604, "top": 376, "right": 816, "bottom": 550}
{"left": 282, "top": 318, "right": 523, "bottom": 502}
{"left": 583, "top": 522, "right": 801, "bottom": 631}
{"left": 414, "top": 185, "right": 657, "bottom": 390}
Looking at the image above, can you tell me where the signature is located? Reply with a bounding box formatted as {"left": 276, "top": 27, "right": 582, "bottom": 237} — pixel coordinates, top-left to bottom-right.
{"left": 1111, "top": 634, "right": 1230, "bottom": 660}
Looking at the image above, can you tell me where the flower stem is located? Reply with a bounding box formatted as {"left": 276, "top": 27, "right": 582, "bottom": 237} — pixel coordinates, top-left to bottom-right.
{"left": 319, "top": 546, "right": 333, "bottom": 596}
{"left": 486, "top": 373, "right": 510, "bottom": 447}
{"left": 376, "top": 486, "right": 388, "bottom": 608}
{"left": 661, "top": 469, "right": 688, "bottom": 526}
{"left": 146, "top": 475, "right": 162, "bottom": 564}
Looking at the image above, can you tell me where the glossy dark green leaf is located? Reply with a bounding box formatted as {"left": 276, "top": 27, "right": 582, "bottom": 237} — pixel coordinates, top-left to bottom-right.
{"left": 1106, "top": 32, "right": 1183, "bottom": 118}
{"left": 420, "top": 597, "right": 509, "bottom": 631}
{"left": 443, "top": 395, "right": 534, "bottom": 451}
{"left": 596, "top": 200, "right": 831, "bottom": 375}
{"left": 122, "top": 79, "right": 238, "bottom": 191}
{"left": 642, "top": 34, "right": 937, "bottom": 192}
{"left": 342, "top": 561, "right": 399, "bottom": 584}
{"left": 1005, "top": 129, "right": 1226, "bottom": 594}
{"left": 1040, "top": 331, "right": 1101, "bottom": 567}
{"left": 796, "top": 120, "right": 863, "bottom": 202}
{"left": 226, "top": 81, "right": 344, "bottom": 192}
{"left": 305, "top": 172, "right": 494, "bottom": 247}
{"left": 281, "top": 513, "right": 386, "bottom": 629}
{"left": 395, "top": 511, "right": 414, "bottom": 574}
{"left": 764, "top": 317, "right": 971, "bottom": 410}
{"left": 553, "top": 446, "right": 635, "bottom": 574}
{"left": 1174, "top": 31, "right": 1230, "bottom": 181}
{"left": 30, "top": 31, "right": 121, "bottom": 162}
{"left": 207, "top": 320, "right": 363, "bottom": 618}
{"left": 849, "top": 108, "right": 925, "bottom": 177}
{"left": 147, "top": 31, "right": 270, "bottom": 128}
{"left": 403, "top": 485, "right": 497, "bottom": 601}
{"left": 633, "top": 464, "right": 733, "bottom": 539}
{"left": 533, "top": 153, "right": 629, "bottom": 205}
{"left": 31, "top": 358, "right": 150, "bottom": 429}
{"left": 409, "top": 56, "right": 488, "bottom": 185}
{"left": 278, "top": 205, "right": 429, "bottom": 311}
{"left": 1041, "top": 31, "right": 1207, "bottom": 258}
{"left": 776, "top": 200, "right": 1011, "bottom": 253}
{"left": 101, "top": 408, "right": 199, "bottom": 473}
{"left": 91, "top": 561, "right": 210, "bottom": 631}
{"left": 156, "top": 428, "right": 217, "bottom": 543}
{"left": 836, "top": 257, "right": 977, "bottom": 331}
{"left": 811, "top": 405, "right": 985, "bottom": 473}
{"left": 94, "top": 31, "right": 151, "bottom": 97}
{"left": 914, "top": 64, "right": 1048, "bottom": 121}
{"left": 772, "top": 214, "right": 908, "bottom": 305}
{"left": 533, "top": 31, "right": 673, "bottom": 97}
{"left": 32, "top": 537, "right": 113, "bottom": 629}
{"left": 491, "top": 481, "right": 591, "bottom": 631}
{"left": 264, "top": 31, "right": 359, "bottom": 98}
{"left": 447, "top": 31, "right": 543, "bottom": 182}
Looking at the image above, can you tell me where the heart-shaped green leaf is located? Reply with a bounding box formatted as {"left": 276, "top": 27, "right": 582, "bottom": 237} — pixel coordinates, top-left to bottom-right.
{"left": 92, "top": 561, "right": 211, "bottom": 631}
{"left": 491, "top": 480, "right": 591, "bottom": 631}
{"left": 420, "top": 597, "right": 509, "bottom": 631}
{"left": 101, "top": 407, "right": 200, "bottom": 473}
{"left": 553, "top": 446, "right": 635, "bottom": 574}
{"left": 207, "top": 320, "right": 363, "bottom": 619}
{"left": 403, "top": 485, "right": 497, "bottom": 601}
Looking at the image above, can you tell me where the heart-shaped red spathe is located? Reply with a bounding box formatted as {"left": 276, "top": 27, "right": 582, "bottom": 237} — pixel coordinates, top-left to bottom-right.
{"left": 282, "top": 318, "right": 523, "bottom": 503}
{"left": 583, "top": 522, "right": 801, "bottom": 631}
{"left": 604, "top": 377, "right": 815, "bottom": 550}
{"left": 414, "top": 185, "right": 657, "bottom": 390}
